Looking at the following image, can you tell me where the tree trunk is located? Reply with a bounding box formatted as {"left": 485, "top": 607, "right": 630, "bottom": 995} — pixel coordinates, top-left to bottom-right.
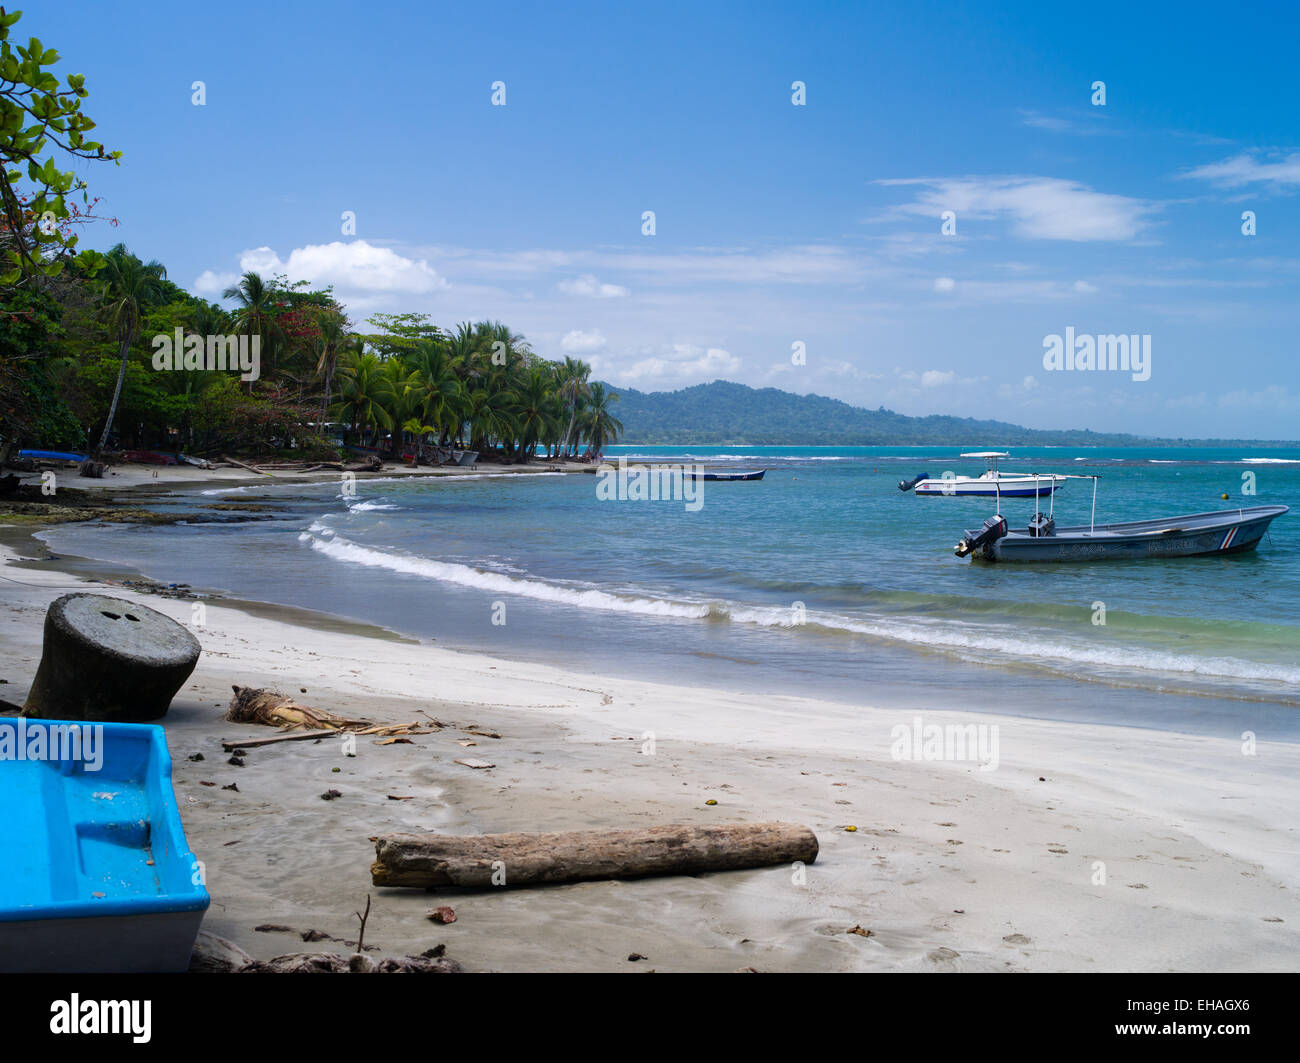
{"left": 563, "top": 407, "right": 577, "bottom": 457}
{"left": 370, "top": 822, "right": 818, "bottom": 889}
{"left": 95, "top": 331, "right": 133, "bottom": 455}
{"left": 321, "top": 362, "right": 334, "bottom": 425}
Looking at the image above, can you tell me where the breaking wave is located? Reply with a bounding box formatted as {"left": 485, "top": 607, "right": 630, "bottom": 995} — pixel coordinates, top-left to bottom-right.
{"left": 298, "top": 524, "right": 1300, "bottom": 689}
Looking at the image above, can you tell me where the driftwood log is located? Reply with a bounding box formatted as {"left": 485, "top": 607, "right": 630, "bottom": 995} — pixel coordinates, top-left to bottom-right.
{"left": 221, "top": 455, "right": 275, "bottom": 476}
{"left": 371, "top": 822, "right": 818, "bottom": 889}
{"left": 226, "top": 685, "right": 370, "bottom": 730}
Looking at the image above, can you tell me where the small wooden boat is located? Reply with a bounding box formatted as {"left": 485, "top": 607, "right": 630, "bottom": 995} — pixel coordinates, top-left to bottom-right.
{"left": 685, "top": 469, "right": 766, "bottom": 482}
{"left": 901, "top": 452, "right": 1067, "bottom": 497}
{"left": 123, "top": 450, "right": 179, "bottom": 466}
{"left": 955, "top": 477, "right": 1288, "bottom": 561}
{"left": 0, "top": 719, "right": 209, "bottom": 971}
{"left": 453, "top": 450, "right": 479, "bottom": 467}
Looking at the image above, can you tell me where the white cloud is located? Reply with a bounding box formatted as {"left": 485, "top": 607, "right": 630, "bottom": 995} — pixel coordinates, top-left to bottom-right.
{"left": 918, "top": 277, "right": 1109, "bottom": 304}
{"left": 822, "top": 359, "right": 871, "bottom": 378}
{"left": 411, "top": 243, "right": 868, "bottom": 286}
{"left": 193, "top": 269, "right": 239, "bottom": 295}
{"left": 557, "top": 274, "right": 629, "bottom": 298}
{"left": 621, "top": 343, "right": 741, "bottom": 383}
{"left": 1216, "top": 384, "right": 1300, "bottom": 410}
{"left": 933, "top": 276, "right": 956, "bottom": 292}
{"left": 560, "top": 329, "right": 607, "bottom": 352}
{"left": 252, "top": 241, "right": 447, "bottom": 293}
{"left": 920, "top": 369, "right": 956, "bottom": 387}
{"left": 1018, "top": 111, "right": 1118, "bottom": 137}
{"left": 877, "top": 176, "right": 1152, "bottom": 241}
{"left": 1184, "top": 153, "right": 1300, "bottom": 188}
{"left": 763, "top": 358, "right": 877, "bottom": 382}
{"left": 198, "top": 241, "right": 447, "bottom": 303}
{"left": 1073, "top": 280, "right": 1098, "bottom": 294}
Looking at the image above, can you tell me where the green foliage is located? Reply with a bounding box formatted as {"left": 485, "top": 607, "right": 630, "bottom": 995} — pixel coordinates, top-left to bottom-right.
{"left": 0, "top": 7, "right": 119, "bottom": 287}
{"left": 77, "top": 354, "right": 175, "bottom": 437}
{"left": 0, "top": 284, "right": 82, "bottom": 448}
{"left": 3, "top": 240, "right": 622, "bottom": 459}
{"left": 91, "top": 242, "right": 168, "bottom": 452}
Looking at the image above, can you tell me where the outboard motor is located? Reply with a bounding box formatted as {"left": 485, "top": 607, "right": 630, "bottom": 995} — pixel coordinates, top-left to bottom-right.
{"left": 1027, "top": 512, "right": 1055, "bottom": 538}
{"left": 898, "top": 471, "right": 931, "bottom": 492}
{"left": 955, "top": 514, "right": 1008, "bottom": 558}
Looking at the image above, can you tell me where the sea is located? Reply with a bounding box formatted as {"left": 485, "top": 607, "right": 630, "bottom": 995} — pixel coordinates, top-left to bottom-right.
{"left": 36, "top": 446, "right": 1300, "bottom": 740}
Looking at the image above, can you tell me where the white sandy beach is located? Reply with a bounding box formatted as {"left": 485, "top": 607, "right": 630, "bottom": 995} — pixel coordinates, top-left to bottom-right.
{"left": 2, "top": 538, "right": 1297, "bottom": 972}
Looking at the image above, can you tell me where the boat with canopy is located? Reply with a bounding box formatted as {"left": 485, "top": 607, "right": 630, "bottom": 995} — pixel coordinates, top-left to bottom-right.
{"left": 953, "top": 474, "right": 1289, "bottom": 562}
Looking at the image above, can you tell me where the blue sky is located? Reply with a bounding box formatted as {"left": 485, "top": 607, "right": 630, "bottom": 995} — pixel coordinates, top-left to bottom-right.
{"left": 34, "top": 0, "right": 1300, "bottom": 437}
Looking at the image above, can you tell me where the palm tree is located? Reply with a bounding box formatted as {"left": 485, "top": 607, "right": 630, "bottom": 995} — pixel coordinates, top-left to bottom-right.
{"left": 557, "top": 356, "right": 591, "bottom": 457}
{"left": 222, "top": 271, "right": 282, "bottom": 381}
{"left": 481, "top": 320, "right": 533, "bottom": 387}
{"left": 330, "top": 351, "right": 394, "bottom": 445}
{"left": 445, "top": 322, "right": 481, "bottom": 385}
{"left": 94, "top": 244, "right": 168, "bottom": 454}
{"left": 314, "top": 318, "right": 352, "bottom": 423}
{"left": 512, "top": 366, "right": 561, "bottom": 460}
{"left": 188, "top": 300, "right": 231, "bottom": 340}
{"left": 582, "top": 381, "right": 623, "bottom": 459}
{"left": 379, "top": 356, "right": 424, "bottom": 457}
{"left": 465, "top": 385, "right": 517, "bottom": 455}
{"left": 409, "top": 339, "right": 466, "bottom": 445}
{"left": 402, "top": 417, "right": 437, "bottom": 459}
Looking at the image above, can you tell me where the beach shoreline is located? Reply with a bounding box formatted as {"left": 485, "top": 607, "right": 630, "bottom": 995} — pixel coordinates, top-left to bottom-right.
{"left": 2, "top": 537, "right": 1297, "bottom": 972}
{"left": 6, "top": 455, "right": 595, "bottom": 494}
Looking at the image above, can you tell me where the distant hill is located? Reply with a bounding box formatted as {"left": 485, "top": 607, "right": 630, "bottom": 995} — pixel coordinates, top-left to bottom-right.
{"left": 602, "top": 380, "right": 1292, "bottom": 447}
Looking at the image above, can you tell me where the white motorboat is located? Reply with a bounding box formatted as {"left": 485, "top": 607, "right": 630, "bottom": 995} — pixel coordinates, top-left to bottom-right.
{"left": 898, "top": 451, "right": 1068, "bottom": 498}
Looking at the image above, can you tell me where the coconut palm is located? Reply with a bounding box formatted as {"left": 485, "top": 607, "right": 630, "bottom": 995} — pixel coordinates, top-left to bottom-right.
{"left": 93, "top": 244, "right": 168, "bottom": 454}
{"left": 445, "top": 322, "right": 481, "bottom": 385}
{"left": 379, "top": 357, "right": 425, "bottom": 457}
{"left": 511, "top": 365, "right": 562, "bottom": 460}
{"left": 465, "top": 385, "right": 517, "bottom": 454}
{"left": 582, "top": 381, "right": 623, "bottom": 458}
{"left": 188, "top": 300, "right": 231, "bottom": 340}
{"left": 556, "top": 356, "right": 591, "bottom": 457}
{"left": 330, "top": 351, "right": 394, "bottom": 444}
{"left": 313, "top": 317, "right": 349, "bottom": 423}
{"left": 409, "top": 339, "right": 466, "bottom": 445}
{"left": 222, "top": 271, "right": 282, "bottom": 380}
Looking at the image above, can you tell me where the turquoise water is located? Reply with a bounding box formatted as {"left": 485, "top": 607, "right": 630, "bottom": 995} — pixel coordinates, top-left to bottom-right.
{"left": 40, "top": 445, "right": 1300, "bottom": 736}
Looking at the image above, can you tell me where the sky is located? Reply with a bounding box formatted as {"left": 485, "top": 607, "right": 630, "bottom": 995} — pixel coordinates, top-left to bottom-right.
{"left": 31, "top": 0, "right": 1300, "bottom": 438}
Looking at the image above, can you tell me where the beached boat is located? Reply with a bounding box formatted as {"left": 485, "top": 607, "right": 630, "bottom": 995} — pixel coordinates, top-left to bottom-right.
{"left": 453, "top": 450, "right": 479, "bottom": 468}
{"left": 17, "top": 449, "right": 86, "bottom": 463}
{"left": 0, "top": 719, "right": 209, "bottom": 972}
{"left": 900, "top": 451, "right": 1068, "bottom": 497}
{"left": 955, "top": 491, "right": 1289, "bottom": 563}
{"left": 685, "top": 469, "right": 765, "bottom": 482}
{"left": 123, "top": 450, "right": 179, "bottom": 466}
